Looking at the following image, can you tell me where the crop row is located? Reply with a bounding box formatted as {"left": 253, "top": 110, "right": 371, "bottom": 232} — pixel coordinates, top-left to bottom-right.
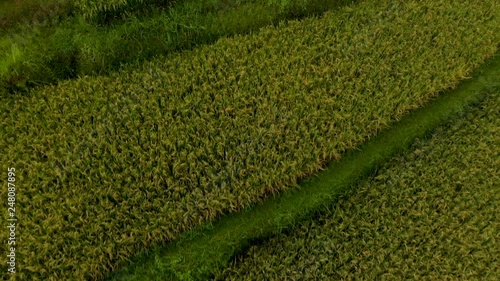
{"left": 1, "top": 0, "right": 499, "bottom": 279}
{"left": 216, "top": 89, "right": 500, "bottom": 280}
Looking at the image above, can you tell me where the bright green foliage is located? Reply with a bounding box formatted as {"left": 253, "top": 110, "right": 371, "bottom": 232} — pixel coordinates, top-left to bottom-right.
{"left": 216, "top": 90, "right": 500, "bottom": 280}
{"left": 0, "top": 0, "right": 499, "bottom": 280}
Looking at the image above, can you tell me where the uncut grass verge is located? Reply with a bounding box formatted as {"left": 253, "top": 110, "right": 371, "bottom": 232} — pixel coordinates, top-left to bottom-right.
{"left": 105, "top": 52, "right": 500, "bottom": 281}
{"left": 1, "top": 0, "right": 499, "bottom": 280}
{"left": 215, "top": 87, "right": 500, "bottom": 281}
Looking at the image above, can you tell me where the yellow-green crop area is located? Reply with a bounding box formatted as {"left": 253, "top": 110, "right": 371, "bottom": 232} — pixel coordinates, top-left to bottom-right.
{"left": 0, "top": 0, "right": 499, "bottom": 280}
{"left": 215, "top": 90, "right": 500, "bottom": 280}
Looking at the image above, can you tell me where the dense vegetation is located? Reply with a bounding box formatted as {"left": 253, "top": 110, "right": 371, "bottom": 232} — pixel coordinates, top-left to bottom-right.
{"left": 0, "top": 0, "right": 351, "bottom": 94}
{"left": 216, "top": 90, "right": 500, "bottom": 280}
{"left": 1, "top": 0, "right": 498, "bottom": 279}
{"left": 107, "top": 54, "right": 500, "bottom": 280}
{"left": 0, "top": 0, "right": 169, "bottom": 31}
{"left": 73, "top": 0, "right": 174, "bottom": 22}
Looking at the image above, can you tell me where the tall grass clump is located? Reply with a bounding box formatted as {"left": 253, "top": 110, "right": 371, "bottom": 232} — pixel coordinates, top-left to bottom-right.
{"left": 0, "top": 19, "right": 81, "bottom": 94}
{"left": 108, "top": 55, "right": 500, "bottom": 280}
{"left": 216, "top": 90, "right": 500, "bottom": 280}
{"left": 0, "top": 0, "right": 499, "bottom": 279}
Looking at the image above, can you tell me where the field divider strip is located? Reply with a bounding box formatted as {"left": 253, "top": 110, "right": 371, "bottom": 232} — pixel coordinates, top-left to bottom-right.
{"left": 107, "top": 52, "right": 500, "bottom": 281}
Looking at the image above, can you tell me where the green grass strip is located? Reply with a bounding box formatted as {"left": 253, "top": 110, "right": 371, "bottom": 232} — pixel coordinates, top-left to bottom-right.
{"left": 107, "top": 52, "right": 500, "bottom": 281}
{"left": 73, "top": 0, "right": 170, "bottom": 22}
{"left": 0, "top": 0, "right": 73, "bottom": 36}
{"left": 0, "top": 0, "right": 354, "bottom": 94}
{"left": 1, "top": 1, "right": 498, "bottom": 279}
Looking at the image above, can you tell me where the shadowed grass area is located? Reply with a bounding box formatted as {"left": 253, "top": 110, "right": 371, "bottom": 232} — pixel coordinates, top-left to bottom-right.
{"left": 216, "top": 87, "right": 500, "bottom": 281}
{"left": 105, "top": 51, "right": 500, "bottom": 281}
{"left": 73, "top": 0, "right": 175, "bottom": 23}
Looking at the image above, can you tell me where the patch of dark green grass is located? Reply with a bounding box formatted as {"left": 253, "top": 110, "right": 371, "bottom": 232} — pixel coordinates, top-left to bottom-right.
{"left": 0, "top": 1, "right": 498, "bottom": 279}
{"left": 0, "top": 0, "right": 73, "bottom": 36}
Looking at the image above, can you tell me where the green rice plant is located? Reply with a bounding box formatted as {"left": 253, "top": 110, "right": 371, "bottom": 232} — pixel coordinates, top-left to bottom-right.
{"left": 268, "top": 0, "right": 308, "bottom": 15}
{"left": 0, "top": 0, "right": 499, "bottom": 279}
{"left": 0, "top": 19, "right": 80, "bottom": 95}
{"left": 0, "top": 39, "right": 22, "bottom": 76}
{"left": 216, "top": 89, "right": 500, "bottom": 280}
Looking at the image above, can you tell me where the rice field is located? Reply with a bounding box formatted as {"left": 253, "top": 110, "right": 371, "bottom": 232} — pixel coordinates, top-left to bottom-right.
{"left": 106, "top": 53, "right": 500, "bottom": 280}
{"left": 0, "top": 0, "right": 499, "bottom": 280}
{"left": 215, "top": 89, "right": 500, "bottom": 280}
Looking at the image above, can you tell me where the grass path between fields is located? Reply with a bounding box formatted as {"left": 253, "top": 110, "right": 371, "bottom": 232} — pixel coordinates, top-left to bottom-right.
{"left": 106, "top": 52, "right": 500, "bottom": 281}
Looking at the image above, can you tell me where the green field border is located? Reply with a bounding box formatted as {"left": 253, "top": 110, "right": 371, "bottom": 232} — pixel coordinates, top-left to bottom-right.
{"left": 106, "top": 51, "right": 500, "bottom": 281}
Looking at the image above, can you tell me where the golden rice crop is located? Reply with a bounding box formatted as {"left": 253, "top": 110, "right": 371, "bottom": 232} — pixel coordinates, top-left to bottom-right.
{"left": 0, "top": 0, "right": 499, "bottom": 279}
{"left": 216, "top": 90, "right": 500, "bottom": 280}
